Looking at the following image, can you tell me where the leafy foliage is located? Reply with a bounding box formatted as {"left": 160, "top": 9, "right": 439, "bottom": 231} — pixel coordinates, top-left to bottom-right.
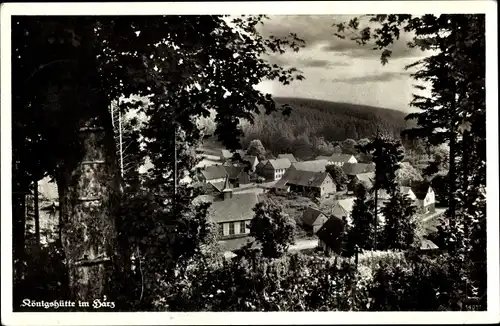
{"left": 325, "top": 165, "right": 349, "bottom": 190}
{"left": 249, "top": 200, "right": 296, "bottom": 259}
{"left": 246, "top": 139, "right": 267, "bottom": 160}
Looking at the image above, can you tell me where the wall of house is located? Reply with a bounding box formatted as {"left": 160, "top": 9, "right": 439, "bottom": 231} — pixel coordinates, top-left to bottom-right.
{"left": 348, "top": 156, "right": 358, "bottom": 164}
{"left": 238, "top": 172, "right": 251, "bottom": 185}
{"left": 220, "top": 220, "right": 251, "bottom": 238}
{"left": 312, "top": 214, "right": 328, "bottom": 234}
{"left": 261, "top": 167, "right": 276, "bottom": 181}
{"left": 321, "top": 177, "right": 336, "bottom": 197}
{"left": 207, "top": 178, "right": 226, "bottom": 184}
{"left": 274, "top": 168, "right": 287, "bottom": 180}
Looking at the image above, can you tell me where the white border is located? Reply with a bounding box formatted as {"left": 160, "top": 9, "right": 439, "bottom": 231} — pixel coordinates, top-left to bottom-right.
{"left": 1, "top": 2, "right": 498, "bottom": 325}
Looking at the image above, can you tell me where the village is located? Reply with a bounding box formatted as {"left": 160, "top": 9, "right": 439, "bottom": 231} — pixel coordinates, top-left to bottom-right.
{"left": 191, "top": 137, "right": 445, "bottom": 259}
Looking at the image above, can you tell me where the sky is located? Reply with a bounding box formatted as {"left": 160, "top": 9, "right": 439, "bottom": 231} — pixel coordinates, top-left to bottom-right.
{"left": 254, "top": 15, "right": 433, "bottom": 112}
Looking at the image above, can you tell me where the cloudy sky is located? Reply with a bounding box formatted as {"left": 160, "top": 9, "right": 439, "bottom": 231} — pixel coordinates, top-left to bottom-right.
{"left": 255, "top": 15, "right": 433, "bottom": 112}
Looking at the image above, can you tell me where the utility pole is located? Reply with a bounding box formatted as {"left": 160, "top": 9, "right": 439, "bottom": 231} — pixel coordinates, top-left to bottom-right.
{"left": 118, "top": 100, "right": 124, "bottom": 178}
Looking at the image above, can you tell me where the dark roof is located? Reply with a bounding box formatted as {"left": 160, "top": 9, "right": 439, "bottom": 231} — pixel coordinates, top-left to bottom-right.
{"left": 291, "top": 160, "right": 329, "bottom": 173}
{"left": 302, "top": 207, "right": 327, "bottom": 226}
{"left": 410, "top": 181, "right": 432, "bottom": 200}
{"left": 223, "top": 165, "right": 245, "bottom": 179}
{"left": 266, "top": 158, "right": 292, "bottom": 170}
{"left": 316, "top": 216, "right": 345, "bottom": 253}
{"left": 208, "top": 193, "right": 259, "bottom": 223}
{"left": 277, "top": 154, "right": 297, "bottom": 163}
{"left": 275, "top": 169, "right": 331, "bottom": 188}
{"left": 256, "top": 160, "right": 268, "bottom": 168}
{"left": 342, "top": 163, "right": 376, "bottom": 176}
{"left": 201, "top": 165, "right": 227, "bottom": 180}
{"left": 211, "top": 181, "right": 226, "bottom": 192}
{"left": 329, "top": 154, "right": 356, "bottom": 163}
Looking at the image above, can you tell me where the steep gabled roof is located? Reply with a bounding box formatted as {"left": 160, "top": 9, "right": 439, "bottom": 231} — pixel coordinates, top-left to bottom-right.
{"left": 291, "top": 159, "right": 329, "bottom": 173}
{"left": 410, "top": 181, "right": 432, "bottom": 200}
{"left": 342, "top": 163, "right": 376, "bottom": 176}
{"left": 208, "top": 193, "right": 259, "bottom": 223}
{"left": 301, "top": 207, "right": 327, "bottom": 226}
{"left": 201, "top": 165, "right": 227, "bottom": 180}
{"left": 337, "top": 198, "right": 355, "bottom": 213}
{"left": 316, "top": 216, "right": 345, "bottom": 253}
{"left": 242, "top": 155, "right": 258, "bottom": 166}
{"left": 277, "top": 153, "right": 297, "bottom": 163}
{"left": 256, "top": 159, "right": 268, "bottom": 168}
{"left": 266, "top": 158, "right": 292, "bottom": 170}
{"left": 329, "top": 154, "right": 355, "bottom": 163}
{"left": 223, "top": 165, "right": 245, "bottom": 179}
{"left": 356, "top": 172, "right": 375, "bottom": 185}
{"left": 276, "top": 169, "right": 330, "bottom": 188}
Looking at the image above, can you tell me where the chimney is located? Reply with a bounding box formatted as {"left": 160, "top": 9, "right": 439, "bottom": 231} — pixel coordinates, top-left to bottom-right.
{"left": 222, "top": 175, "right": 233, "bottom": 200}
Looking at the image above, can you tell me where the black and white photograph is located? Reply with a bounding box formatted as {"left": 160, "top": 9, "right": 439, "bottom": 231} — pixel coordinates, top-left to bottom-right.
{"left": 1, "top": 1, "right": 498, "bottom": 324}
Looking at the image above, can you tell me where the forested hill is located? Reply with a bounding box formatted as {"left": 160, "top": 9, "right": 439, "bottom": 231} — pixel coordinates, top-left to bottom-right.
{"left": 240, "top": 97, "right": 414, "bottom": 157}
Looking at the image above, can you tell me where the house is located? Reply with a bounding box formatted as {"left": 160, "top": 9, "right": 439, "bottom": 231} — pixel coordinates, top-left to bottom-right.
{"left": 289, "top": 159, "right": 329, "bottom": 173}
{"left": 330, "top": 198, "right": 355, "bottom": 221}
{"left": 199, "top": 165, "right": 227, "bottom": 184}
{"left": 277, "top": 153, "right": 297, "bottom": 163}
{"left": 315, "top": 155, "right": 331, "bottom": 161}
{"left": 242, "top": 155, "right": 259, "bottom": 172}
{"left": 208, "top": 191, "right": 260, "bottom": 240}
{"left": 274, "top": 169, "right": 336, "bottom": 198}
{"left": 377, "top": 186, "right": 417, "bottom": 201}
{"left": 260, "top": 158, "right": 292, "bottom": 181}
{"left": 342, "top": 162, "right": 376, "bottom": 176}
{"left": 327, "top": 154, "right": 358, "bottom": 166}
{"left": 224, "top": 165, "right": 251, "bottom": 187}
{"left": 316, "top": 215, "right": 345, "bottom": 256}
{"left": 301, "top": 207, "right": 330, "bottom": 234}
{"left": 410, "top": 182, "right": 436, "bottom": 214}
{"left": 255, "top": 159, "right": 268, "bottom": 175}
{"left": 347, "top": 172, "right": 375, "bottom": 193}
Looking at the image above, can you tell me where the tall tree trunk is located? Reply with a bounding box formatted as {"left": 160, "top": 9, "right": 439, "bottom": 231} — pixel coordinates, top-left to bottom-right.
{"left": 12, "top": 188, "right": 27, "bottom": 281}
{"left": 51, "top": 60, "right": 122, "bottom": 307}
{"left": 34, "top": 180, "right": 40, "bottom": 250}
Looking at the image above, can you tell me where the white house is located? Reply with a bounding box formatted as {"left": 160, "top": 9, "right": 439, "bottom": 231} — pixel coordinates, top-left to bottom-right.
{"left": 327, "top": 154, "right": 358, "bottom": 166}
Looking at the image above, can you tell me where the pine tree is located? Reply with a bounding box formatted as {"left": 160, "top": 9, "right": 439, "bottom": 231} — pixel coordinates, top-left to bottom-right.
{"left": 382, "top": 189, "right": 418, "bottom": 250}
{"left": 357, "top": 132, "right": 404, "bottom": 250}
{"left": 347, "top": 184, "right": 376, "bottom": 252}
{"left": 335, "top": 13, "right": 486, "bottom": 308}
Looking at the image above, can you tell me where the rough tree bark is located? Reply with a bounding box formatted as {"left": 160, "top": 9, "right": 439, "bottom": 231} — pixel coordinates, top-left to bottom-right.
{"left": 51, "top": 60, "right": 122, "bottom": 307}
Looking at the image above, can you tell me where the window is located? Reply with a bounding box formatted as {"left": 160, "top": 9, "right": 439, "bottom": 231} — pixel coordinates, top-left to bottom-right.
{"left": 240, "top": 221, "right": 246, "bottom": 234}
{"left": 229, "top": 223, "right": 235, "bottom": 235}
{"left": 218, "top": 224, "right": 223, "bottom": 237}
